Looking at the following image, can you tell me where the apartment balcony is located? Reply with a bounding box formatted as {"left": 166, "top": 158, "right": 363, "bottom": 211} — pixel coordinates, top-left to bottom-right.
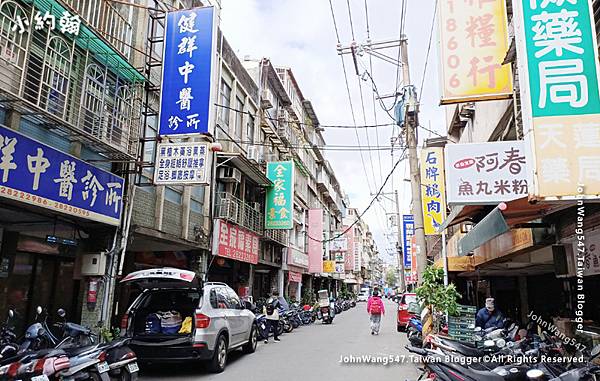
{"left": 215, "top": 192, "right": 263, "bottom": 234}
{"left": 264, "top": 229, "right": 289, "bottom": 246}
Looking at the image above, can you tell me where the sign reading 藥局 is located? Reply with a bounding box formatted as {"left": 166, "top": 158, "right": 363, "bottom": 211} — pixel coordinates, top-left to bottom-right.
{"left": 420, "top": 147, "right": 447, "bottom": 235}
{"left": 265, "top": 161, "right": 294, "bottom": 229}
{"left": 445, "top": 141, "right": 528, "bottom": 204}
{"left": 0, "top": 125, "right": 124, "bottom": 226}
{"left": 154, "top": 142, "right": 209, "bottom": 185}
{"left": 402, "top": 215, "right": 414, "bottom": 269}
{"left": 158, "top": 7, "right": 217, "bottom": 136}
{"left": 438, "top": 0, "right": 512, "bottom": 104}
{"left": 514, "top": 0, "right": 600, "bottom": 198}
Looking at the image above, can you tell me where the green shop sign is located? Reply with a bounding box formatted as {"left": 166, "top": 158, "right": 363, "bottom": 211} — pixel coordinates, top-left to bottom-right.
{"left": 265, "top": 161, "right": 294, "bottom": 229}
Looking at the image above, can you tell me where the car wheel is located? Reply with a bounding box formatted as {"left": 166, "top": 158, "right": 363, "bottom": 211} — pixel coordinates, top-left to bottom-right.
{"left": 242, "top": 325, "right": 258, "bottom": 354}
{"left": 207, "top": 334, "right": 228, "bottom": 373}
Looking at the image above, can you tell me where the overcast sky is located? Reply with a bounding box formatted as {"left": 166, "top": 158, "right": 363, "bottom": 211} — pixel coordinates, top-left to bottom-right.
{"left": 219, "top": 0, "right": 446, "bottom": 265}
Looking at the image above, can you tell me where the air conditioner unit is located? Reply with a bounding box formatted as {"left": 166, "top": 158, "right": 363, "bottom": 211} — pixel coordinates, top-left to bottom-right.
{"left": 247, "top": 145, "right": 262, "bottom": 162}
{"left": 218, "top": 166, "right": 242, "bottom": 183}
{"left": 260, "top": 89, "right": 273, "bottom": 109}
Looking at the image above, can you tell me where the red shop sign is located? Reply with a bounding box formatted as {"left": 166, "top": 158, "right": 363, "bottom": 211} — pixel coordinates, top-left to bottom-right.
{"left": 213, "top": 219, "right": 259, "bottom": 264}
{"left": 288, "top": 271, "right": 302, "bottom": 283}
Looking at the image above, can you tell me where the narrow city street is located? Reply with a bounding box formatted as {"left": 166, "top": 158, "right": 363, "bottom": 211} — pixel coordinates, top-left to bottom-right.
{"left": 139, "top": 300, "right": 420, "bottom": 381}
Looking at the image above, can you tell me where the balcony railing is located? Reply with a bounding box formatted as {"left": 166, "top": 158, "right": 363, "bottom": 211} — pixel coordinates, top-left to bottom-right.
{"left": 264, "top": 229, "right": 289, "bottom": 246}
{"left": 215, "top": 192, "right": 263, "bottom": 234}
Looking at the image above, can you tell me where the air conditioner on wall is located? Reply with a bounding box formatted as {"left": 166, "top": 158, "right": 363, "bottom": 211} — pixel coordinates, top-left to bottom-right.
{"left": 247, "top": 146, "right": 261, "bottom": 162}
{"left": 218, "top": 166, "right": 242, "bottom": 183}
{"left": 261, "top": 89, "right": 273, "bottom": 109}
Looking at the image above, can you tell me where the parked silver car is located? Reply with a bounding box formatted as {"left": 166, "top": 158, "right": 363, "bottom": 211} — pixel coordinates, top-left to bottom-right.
{"left": 120, "top": 268, "right": 257, "bottom": 373}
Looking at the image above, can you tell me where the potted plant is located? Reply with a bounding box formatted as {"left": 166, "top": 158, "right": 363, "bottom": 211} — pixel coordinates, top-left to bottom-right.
{"left": 415, "top": 266, "right": 460, "bottom": 336}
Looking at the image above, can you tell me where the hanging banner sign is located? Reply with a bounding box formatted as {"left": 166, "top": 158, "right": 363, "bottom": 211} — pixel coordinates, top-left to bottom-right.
{"left": 402, "top": 215, "right": 414, "bottom": 269}
{"left": 329, "top": 236, "right": 348, "bottom": 252}
{"left": 308, "top": 209, "right": 323, "bottom": 273}
{"left": 514, "top": 0, "right": 600, "bottom": 198}
{"left": 158, "top": 7, "right": 217, "bottom": 136}
{"left": 154, "top": 141, "right": 209, "bottom": 185}
{"left": 445, "top": 141, "right": 528, "bottom": 204}
{"left": 323, "top": 260, "right": 335, "bottom": 273}
{"left": 420, "top": 147, "right": 447, "bottom": 235}
{"left": 0, "top": 126, "right": 124, "bottom": 226}
{"left": 265, "top": 161, "right": 294, "bottom": 229}
{"left": 438, "top": 0, "right": 513, "bottom": 104}
{"left": 212, "top": 219, "right": 259, "bottom": 264}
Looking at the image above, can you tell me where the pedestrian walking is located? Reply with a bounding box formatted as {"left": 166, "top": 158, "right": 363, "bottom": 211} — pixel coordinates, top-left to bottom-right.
{"left": 263, "top": 290, "right": 281, "bottom": 343}
{"left": 367, "top": 289, "right": 385, "bottom": 335}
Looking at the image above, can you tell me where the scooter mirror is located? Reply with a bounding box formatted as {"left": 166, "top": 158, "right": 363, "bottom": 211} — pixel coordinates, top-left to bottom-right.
{"left": 36, "top": 306, "right": 42, "bottom": 315}
{"left": 8, "top": 310, "right": 14, "bottom": 318}
{"left": 57, "top": 308, "right": 66, "bottom": 318}
{"left": 526, "top": 369, "right": 544, "bottom": 379}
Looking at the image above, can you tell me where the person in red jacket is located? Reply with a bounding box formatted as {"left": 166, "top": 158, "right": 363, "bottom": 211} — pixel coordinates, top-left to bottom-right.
{"left": 367, "top": 289, "right": 385, "bottom": 335}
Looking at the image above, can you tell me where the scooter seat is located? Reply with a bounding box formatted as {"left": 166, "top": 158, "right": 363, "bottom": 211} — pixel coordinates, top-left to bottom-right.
{"left": 438, "top": 338, "right": 483, "bottom": 357}
{"left": 62, "top": 344, "right": 99, "bottom": 357}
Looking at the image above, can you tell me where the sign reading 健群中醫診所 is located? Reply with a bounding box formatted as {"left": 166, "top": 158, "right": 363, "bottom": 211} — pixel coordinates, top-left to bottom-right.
{"left": 514, "top": 0, "right": 600, "bottom": 198}
{"left": 0, "top": 125, "right": 124, "bottom": 226}
{"left": 402, "top": 215, "right": 414, "bottom": 269}
{"left": 158, "top": 7, "right": 217, "bottom": 137}
{"left": 265, "top": 161, "right": 294, "bottom": 229}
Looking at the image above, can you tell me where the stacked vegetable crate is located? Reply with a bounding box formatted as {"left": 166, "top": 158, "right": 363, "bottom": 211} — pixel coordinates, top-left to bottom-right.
{"left": 448, "top": 304, "right": 476, "bottom": 343}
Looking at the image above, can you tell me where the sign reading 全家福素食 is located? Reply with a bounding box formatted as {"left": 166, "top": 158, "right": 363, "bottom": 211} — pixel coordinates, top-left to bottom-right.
{"left": 514, "top": 0, "right": 600, "bottom": 198}
{"left": 444, "top": 141, "right": 528, "bottom": 204}
{"left": 0, "top": 125, "right": 124, "bottom": 226}
{"left": 265, "top": 161, "right": 294, "bottom": 229}
{"left": 158, "top": 7, "right": 217, "bottom": 137}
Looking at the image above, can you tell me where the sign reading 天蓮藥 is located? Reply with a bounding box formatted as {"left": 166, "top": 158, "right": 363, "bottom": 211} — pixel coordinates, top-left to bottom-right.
{"left": 265, "top": 161, "right": 294, "bottom": 229}
{"left": 420, "top": 147, "right": 447, "bottom": 235}
{"left": 0, "top": 125, "right": 124, "bottom": 226}
{"left": 158, "top": 7, "right": 217, "bottom": 136}
{"left": 445, "top": 141, "right": 528, "bottom": 204}
{"left": 154, "top": 142, "right": 208, "bottom": 185}
{"left": 438, "top": 0, "right": 512, "bottom": 104}
{"left": 514, "top": 0, "right": 600, "bottom": 198}
{"left": 402, "top": 215, "right": 414, "bottom": 269}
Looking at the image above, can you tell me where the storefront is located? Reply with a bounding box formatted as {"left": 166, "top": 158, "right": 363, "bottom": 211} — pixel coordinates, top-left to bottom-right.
{"left": 286, "top": 247, "right": 309, "bottom": 302}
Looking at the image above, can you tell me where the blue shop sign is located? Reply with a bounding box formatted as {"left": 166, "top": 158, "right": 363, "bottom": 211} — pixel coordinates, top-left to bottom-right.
{"left": 0, "top": 125, "right": 124, "bottom": 226}
{"left": 402, "top": 215, "right": 414, "bottom": 268}
{"left": 158, "top": 7, "right": 216, "bottom": 136}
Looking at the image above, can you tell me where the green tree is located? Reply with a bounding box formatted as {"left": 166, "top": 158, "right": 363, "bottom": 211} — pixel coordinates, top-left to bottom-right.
{"left": 385, "top": 268, "right": 397, "bottom": 286}
{"left": 415, "top": 266, "right": 461, "bottom": 334}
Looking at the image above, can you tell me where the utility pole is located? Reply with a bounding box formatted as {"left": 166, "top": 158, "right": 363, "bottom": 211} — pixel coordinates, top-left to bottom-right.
{"left": 399, "top": 37, "right": 428, "bottom": 285}
{"left": 394, "top": 190, "right": 406, "bottom": 292}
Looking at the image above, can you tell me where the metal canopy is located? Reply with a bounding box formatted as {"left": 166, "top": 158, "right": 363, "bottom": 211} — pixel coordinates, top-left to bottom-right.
{"left": 217, "top": 152, "right": 272, "bottom": 187}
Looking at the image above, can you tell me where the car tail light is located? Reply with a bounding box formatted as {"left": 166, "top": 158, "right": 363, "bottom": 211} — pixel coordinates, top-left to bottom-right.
{"left": 195, "top": 313, "right": 210, "bottom": 329}
{"left": 120, "top": 314, "right": 129, "bottom": 330}
{"left": 98, "top": 351, "right": 107, "bottom": 362}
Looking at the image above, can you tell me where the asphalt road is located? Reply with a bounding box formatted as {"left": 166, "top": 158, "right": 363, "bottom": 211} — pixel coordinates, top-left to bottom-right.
{"left": 139, "top": 299, "right": 421, "bottom": 381}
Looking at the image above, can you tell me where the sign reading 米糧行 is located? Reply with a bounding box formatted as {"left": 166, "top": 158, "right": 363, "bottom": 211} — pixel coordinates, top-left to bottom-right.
{"left": 154, "top": 142, "right": 208, "bottom": 185}
{"left": 265, "top": 161, "right": 294, "bottom": 229}
{"left": 445, "top": 141, "right": 528, "bottom": 204}
{"left": 420, "top": 147, "right": 447, "bottom": 235}
{"left": 438, "top": 0, "right": 512, "bottom": 104}
{"left": 159, "top": 7, "right": 217, "bottom": 136}
{"left": 0, "top": 125, "right": 124, "bottom": 226}
{"left": 514, "top": 0, "right": 600, "bottom": 198}
{"left": 402, "top": 215, "right": 414, "bottom": 269}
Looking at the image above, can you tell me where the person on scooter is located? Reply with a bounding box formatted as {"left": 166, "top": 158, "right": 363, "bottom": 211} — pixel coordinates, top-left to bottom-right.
{"left": 367, "top": 289, "right": 385, "bottom": 335}
{"left": 476, "top": 297, "right": 504, "bottom": 329}
{"left": 263, "top": 291, "right": 281, "bottom": 343}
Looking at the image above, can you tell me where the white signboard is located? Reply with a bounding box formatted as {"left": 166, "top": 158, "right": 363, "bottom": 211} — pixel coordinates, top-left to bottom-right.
{"left": 571, "top": 230, "right": 600, "bottom": 277}
{"left": 329, "top": 236, "right": 348, "bottom": 252}
{"left": 444, "top": 141, "right": 528, "bottom": 204}
{"left": 154, "top": 142, "right": 209, "bottom": 185}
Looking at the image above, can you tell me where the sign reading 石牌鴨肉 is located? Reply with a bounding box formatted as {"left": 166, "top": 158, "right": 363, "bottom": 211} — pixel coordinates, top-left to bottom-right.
{"left": 0, "top": 125, "right": 124, "bottom": 226}
{"left": 444, "top": 141, "right": 528, "bottom": 204}
{"left": 438, "top": 0, "right": 513, "bottom": 104}
{"left": 212, "top": 219, "right": 259, "bottom": 264}
{"left": 154, "top": 142, "right": 209, "bottom": 185}
{"left": 265, "top": 161, "right": 294, "bottom": 229}
{"left": 514, "top": 0, "right": 600, "bottom": 198}
{"left": 158, "top": 7, "right": 217, "bottom": 136}
{"left": 420, "top": 147, "right": 447, "bottom": 235}
{"left": 402, "top": 215, "right": 414, "bottom": 269}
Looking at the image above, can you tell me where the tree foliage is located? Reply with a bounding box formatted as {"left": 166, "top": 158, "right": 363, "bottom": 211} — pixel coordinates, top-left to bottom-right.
{"left": 385, "top": 268, "right": 397, "bottom": 286}
{"left": 415, "top": 266, "right": 460, "bottom": 316}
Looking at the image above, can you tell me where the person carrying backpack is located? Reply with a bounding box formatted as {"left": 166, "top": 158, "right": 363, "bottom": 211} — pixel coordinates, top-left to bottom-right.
{"left": 367, "top": 289, "right": 385, "bottom": 335}
{"left": 263, "top": 290, "right": 281, "bottom": 343}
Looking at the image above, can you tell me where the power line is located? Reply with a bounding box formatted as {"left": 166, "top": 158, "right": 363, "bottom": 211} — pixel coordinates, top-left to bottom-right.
{"left": 212, "top": 136, "right": 403, "bottom": 152}
{"left": 307, "top": 147, "right": 408, "bottom": 243}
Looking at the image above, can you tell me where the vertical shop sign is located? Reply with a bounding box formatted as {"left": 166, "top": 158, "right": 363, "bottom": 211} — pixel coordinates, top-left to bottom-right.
{"left": 420, "top": 147, "right": 447, "bottom": 235}
{"left": 344, "top": 225, "right": 355, "bottom": 271}
{"left": 308, "top": 209, "right": 323, "bottom": 273}
{"left": 402, "top": 215, "right": 414, "bottom": 269}
{"left": 265, "top": 161, "right": 294, "bottom": 229}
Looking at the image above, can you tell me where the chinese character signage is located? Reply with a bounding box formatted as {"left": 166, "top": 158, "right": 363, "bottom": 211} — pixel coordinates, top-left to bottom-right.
{"left": 288, "top": 249, "right": 309, "bottom": 269}
{"left": 402, "top": 215, "right": 414, "bottom": 268}
{"left": 445, "top": 141, "right": 528, "bottom": 204}
{"left": 323, "top": 260, "right": 335, "bottom": 273}
{"left": 420, "top": 147, "right": 447, "bottom": 235}
{"left": 308, "top": 209, "right": 323, "bottom": 273}
{"left": 12, "top": 8, "right": 81, "bottom": 36}
{"left": 154, "top": 142, "right": 209, "bottom": 185}
{"left": 344, "top": 226, "right": 355, "bottom": 271}
{"left": 159, "top": 7, "right": 217, "bottom": 136}
{"left": 265, "top": 161, "right": 294, "bottom": 229}
{"left": 571, "top": 230, "right": 600, "bottom": 276}
{"left": 212, "top": 219, "right": 259, "bottom": 264}
{"left": 329, "top": 236, "right": 348, "bottom": 252}
{"left": 0, "top": 126, "right": 123, "bottom": 226}
{"left": 438, "top": 0, "right": 513, "bottom": 104}
{"left": 514, "top": 0, "right": 600, "bottom": 198}
{"left": 288, "top": 271, "right": 302, "bottom": 283}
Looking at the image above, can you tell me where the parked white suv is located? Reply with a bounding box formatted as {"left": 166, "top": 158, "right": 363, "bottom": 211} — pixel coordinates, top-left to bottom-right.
{"left": 120, "top": 268, "right": 257, "bottom": 373}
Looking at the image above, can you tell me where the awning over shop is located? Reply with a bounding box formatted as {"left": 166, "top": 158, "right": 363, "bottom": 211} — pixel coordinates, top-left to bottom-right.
{"left": 217, "top": 152, "right": 273, "bottom": 187}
